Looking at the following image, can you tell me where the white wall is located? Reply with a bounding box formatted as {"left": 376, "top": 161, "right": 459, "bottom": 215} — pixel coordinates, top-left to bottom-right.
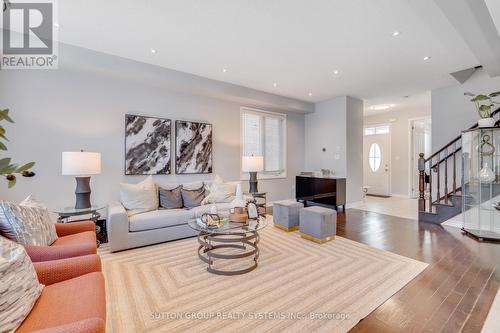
{"left": 432, "top": 68, "right": 500, "bottom": 150}
{"left": 0, "top": 44, "right": 306, "bottom": 209}
{"left": 305, "top": 96, "right": 347, "bottom": 175}
{"left": 304, "top": 95, "right": 364, "bottom": 203}
{"left": 346, "top": 97, "right": 364, "bottom": 203}
{"left": 364, "top": 107, "right": 431, "bottom": 196}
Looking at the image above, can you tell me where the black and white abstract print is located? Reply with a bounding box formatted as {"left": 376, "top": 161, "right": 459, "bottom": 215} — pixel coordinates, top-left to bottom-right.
{"left": 125, "top": 114, "right": 171, "bottom": 175}
{"left": 175, "top": 120, "right": 212, "bottom": 174}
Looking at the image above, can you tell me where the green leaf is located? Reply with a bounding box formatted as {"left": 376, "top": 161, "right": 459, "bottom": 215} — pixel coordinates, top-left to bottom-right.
{"left": 8, "top": 177, "right": 16, "bottom": 188}
{"left": 0, "top": 158, "right": 11, "bottom": 169}
{"left": 464, "top": 92, "right": 475, "bottom": 97}
{"left": 0, "top": 109, "right": 13, "bottom": 123}
{"left": 488, "top": 91, "right": 500, "bottom": 97}
{"left": 472, "top": 95, "right": 490, "bottom": 101}
{"left": 479, "top": 104, "right": 492, "bottom": 112}
{"left": 0, "top": 141, "right": 6, "bottom": 151}
{"left": 2, "top": 164, "right": 18, "bottom": 175}
{"left": 16, "top": 162, "right": 35, "bottom": 173}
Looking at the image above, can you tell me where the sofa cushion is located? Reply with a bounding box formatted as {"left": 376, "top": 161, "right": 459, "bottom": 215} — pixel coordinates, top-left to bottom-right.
{"left": 159, "top": 186, "right": 183, "bottom": 209}
{"left": 51, "top": 231, "right": 97, "bottom": 247}
{"left": 129, "top": 209, "right": 194, "bottom": 232}
{"left": 181, "top": 186, "right": 206, "bottom": 209}
{"left": 15, "top": 272, "right": 106, "bottom": 333}
{"left": 0, "top": 201, "right": 58, "bottom": 246}
{"left": 120, "top": 175, "right": 158, "bottom": 217}
{"left": 0, "top": 236, "right": 43, "bottom": 333}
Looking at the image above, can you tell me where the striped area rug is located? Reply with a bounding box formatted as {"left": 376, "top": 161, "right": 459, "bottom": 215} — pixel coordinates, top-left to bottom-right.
{"left": 100, "top": 222, "right": 427, "bottom": 333}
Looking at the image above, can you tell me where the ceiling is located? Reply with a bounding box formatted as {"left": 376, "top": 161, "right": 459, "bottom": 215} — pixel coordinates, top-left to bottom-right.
{"left": 53, "top": 0, "right": 481, "bottom": 106}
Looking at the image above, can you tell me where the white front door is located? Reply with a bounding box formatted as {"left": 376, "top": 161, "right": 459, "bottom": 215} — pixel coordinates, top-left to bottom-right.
{"left": 363, "top": 129, "right": 391, "bottom": 196}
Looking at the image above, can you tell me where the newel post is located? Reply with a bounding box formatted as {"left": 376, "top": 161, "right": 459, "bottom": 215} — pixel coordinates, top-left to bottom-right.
{"left": 418, "top": 153, "right": 426, "bottom": 212}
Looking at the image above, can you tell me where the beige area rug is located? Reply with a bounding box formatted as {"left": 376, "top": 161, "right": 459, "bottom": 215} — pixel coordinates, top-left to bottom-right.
{"left": 99, "top": 224, "right": 428, "bottom": 333}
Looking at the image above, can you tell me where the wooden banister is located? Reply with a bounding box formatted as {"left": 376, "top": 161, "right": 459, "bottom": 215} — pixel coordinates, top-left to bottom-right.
{"left": 418, "top": 106, "right": 500, "bottom": 214}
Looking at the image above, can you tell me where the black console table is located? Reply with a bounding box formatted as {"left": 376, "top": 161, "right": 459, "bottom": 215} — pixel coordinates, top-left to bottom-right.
{"left": 296, "top": 176, "right": 346, "bottom": 211}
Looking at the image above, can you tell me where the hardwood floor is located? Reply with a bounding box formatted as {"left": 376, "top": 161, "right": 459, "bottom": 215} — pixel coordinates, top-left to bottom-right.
{"left": 339, "top": 209, "right": 500, "bottom": 333}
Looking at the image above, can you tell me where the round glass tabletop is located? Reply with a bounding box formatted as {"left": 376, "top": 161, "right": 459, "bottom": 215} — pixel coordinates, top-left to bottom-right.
{"left": 53, "top": 205, "right": 105, "bottom": 216}
{"left": 188, "top": 215, "right": 268, "bottom": 234}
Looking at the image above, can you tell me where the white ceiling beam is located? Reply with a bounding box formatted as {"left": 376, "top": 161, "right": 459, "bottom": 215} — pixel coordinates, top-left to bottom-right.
{"left": 434, "top": 0, "right": 500, "bottom": 77}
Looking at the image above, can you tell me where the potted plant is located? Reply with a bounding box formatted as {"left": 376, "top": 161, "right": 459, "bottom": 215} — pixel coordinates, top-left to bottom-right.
{"left": 1, "top": 108, "right": 35, "bottom": 188}
{"left": 464, "top": 91, "right": 500, "bottom": 127}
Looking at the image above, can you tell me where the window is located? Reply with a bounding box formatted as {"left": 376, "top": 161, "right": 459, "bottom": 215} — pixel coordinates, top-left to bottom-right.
{"left": 368, "top": 143, "right": 381, "bottom": 172}
{"left": 241, "top": 108, "right": 286, "bottom": 177}
{"left": 364, "top": 125, "right": 390, "bottom": 136}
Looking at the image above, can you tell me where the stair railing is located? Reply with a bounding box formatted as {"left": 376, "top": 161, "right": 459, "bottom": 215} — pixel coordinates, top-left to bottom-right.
{"left": 418, "top": 108, "right": 500, "bottom": 214}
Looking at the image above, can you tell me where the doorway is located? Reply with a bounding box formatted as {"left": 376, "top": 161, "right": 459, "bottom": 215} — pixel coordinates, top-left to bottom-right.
{"left": 409, "top": 117, "right": 432, "bottom": 198}
{"left": 363, "top": 125, "right": 391, "bottom": 197}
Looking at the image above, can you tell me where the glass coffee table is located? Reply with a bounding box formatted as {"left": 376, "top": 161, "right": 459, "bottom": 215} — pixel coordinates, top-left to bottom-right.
{"left": 188, "top": 216, "right": 268, "bottom": 275}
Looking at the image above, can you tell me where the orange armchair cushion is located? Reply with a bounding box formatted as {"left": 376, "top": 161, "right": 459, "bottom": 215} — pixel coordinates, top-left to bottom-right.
{"left": 33, "top": 254, "right": 101, "bottom": 286}
{"left": 55, "top": 221, "right": 95, "bottom": 237}
{"left": 16, "top": 272, "right": 106, "bottom": 333}
{"left": 25, "top": 231, "right": 97, "bottom": 262}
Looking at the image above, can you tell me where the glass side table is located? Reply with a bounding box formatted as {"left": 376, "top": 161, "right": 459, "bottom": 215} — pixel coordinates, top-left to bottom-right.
{"left": 53, "top": 205, "right": 105, "bottom": 246}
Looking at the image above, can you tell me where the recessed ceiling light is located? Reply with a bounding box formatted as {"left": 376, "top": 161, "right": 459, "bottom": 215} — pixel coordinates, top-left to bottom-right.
{"left": 423, "top": 56, "right": 431, "bottom": 61}
{"left": 150, "top": 48, "right": 157, "bottom": 54}
{"left": 222, "top": 68, "right": 227, "bottom": 73}
{"left": 273, "top": 82, "right": 277, "bottom": 87}
{"left": 308, "top": 92, "right": 313, "bottom": 97}
{"left": 333, "top": 70, "right": 339, "bottom": 75}
{"left": 392, "top": 31, "right": 400, "bottom": 37}
{"left": 369, "top": 104, "right": 395, "bottom": 111}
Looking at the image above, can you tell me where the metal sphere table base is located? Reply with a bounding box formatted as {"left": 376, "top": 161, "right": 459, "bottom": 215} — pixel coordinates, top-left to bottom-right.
{"left": 197, "top": 231, "right": 260, "bottom": 275}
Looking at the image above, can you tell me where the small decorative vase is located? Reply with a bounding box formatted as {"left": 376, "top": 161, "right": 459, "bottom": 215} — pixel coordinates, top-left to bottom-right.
{"left": 479, "top": 162, "right": 496, "bottom": 183}
{"left": 230, "top": 183, "right": 246, "bottom": 208}
{"left": 478, "top": 118, "right": 495, "bottom": 128}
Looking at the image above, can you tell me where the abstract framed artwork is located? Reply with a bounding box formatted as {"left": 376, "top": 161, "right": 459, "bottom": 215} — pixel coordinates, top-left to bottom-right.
{"left": 125, "top": 114, "right": 172, "bottom": 175}
{"left": 175, "top": 120, "right": 213, "bottom": 174}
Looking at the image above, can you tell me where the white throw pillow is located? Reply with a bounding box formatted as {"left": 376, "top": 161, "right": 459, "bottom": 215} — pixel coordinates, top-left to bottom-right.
{"left": 0, "top": 236, "right": 43, "bottom": 333}
{"left": 19, "top": 195, "right": 47, "bottom": 210}
{"left": 0, "top": 200, "right": 58, "bottom": 246}
{"left": 120, "top": 175, "right": 158, "bottom": 216}
{"left": 202, "top": 181, "right": 240, "bottom": 204}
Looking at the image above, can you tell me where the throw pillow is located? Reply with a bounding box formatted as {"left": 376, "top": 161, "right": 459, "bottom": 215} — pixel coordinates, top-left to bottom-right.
{"left": 202, "top": 181, "right": 240, "bottom": 204}
{"left": 181, "top": 186, "right": 206, "bottom": 209}
{"left": 0, "top": 200, "right": 58, "bottom": 246}
{"left": 159, "top": 186, "right": 183, "bottom": 209}
{"left": 120, "top": 175, "right": 159, "bottom": 216}
{"left": 0, "top": 236, "right": 43, "bottom": 333}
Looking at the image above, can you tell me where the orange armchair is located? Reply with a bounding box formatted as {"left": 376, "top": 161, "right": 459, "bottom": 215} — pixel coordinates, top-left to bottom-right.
{"left": 24, "top": 221, "right": 98, "bottom": 262}
{"left": 16, "top": 255, "right": 106, "bottom": 333}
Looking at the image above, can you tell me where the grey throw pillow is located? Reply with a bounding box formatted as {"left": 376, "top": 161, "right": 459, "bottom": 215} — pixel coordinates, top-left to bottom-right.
{"left": 0, "top": 201, "right": 58, "bottom": 246}
{"left": 159, "top": 186, "right": 183, "bottom": 209}
{"left": 0, "top": 236, "right": 43, "bottom": 333}
{"left": 181, "top": 186, "right": 206, "bottom": 209}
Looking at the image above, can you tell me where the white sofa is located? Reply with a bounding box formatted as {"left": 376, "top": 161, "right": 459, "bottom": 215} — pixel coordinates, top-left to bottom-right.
{"left": 107, "top": 201, "right": 231, "bottom": 252}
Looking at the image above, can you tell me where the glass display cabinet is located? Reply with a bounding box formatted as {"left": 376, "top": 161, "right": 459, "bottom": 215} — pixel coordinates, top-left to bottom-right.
{"left": 462, "top": 127, "right": 500, "bottom": 241}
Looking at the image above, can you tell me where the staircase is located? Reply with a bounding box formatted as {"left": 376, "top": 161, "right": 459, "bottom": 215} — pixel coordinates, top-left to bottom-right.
{"left": 418, "top": 108, "right": 500, "bottom": 223}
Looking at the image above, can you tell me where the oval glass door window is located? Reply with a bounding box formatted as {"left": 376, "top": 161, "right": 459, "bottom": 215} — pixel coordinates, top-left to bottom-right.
{"left": 368, "top": 143, "right": 381, "bottom": 172}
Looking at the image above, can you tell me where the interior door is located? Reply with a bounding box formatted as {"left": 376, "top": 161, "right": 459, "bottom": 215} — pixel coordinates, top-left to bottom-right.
{"left": 363, "top": 131, "right": 391, "bottom": 196}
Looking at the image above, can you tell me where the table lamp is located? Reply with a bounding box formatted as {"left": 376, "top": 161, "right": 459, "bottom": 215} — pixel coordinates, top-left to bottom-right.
{"left": 242, "top": 155, "right": 264, "bottom": 193}
{"left": 62, "top": 150, "right": 101, "bottom": 209}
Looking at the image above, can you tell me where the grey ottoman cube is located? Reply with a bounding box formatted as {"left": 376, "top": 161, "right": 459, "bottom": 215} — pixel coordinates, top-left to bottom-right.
{"left": 273, "top": 200, "right": 304, "bottom": 232}
{"left": 299, "top": 206, "right": 337, "bottom": 243}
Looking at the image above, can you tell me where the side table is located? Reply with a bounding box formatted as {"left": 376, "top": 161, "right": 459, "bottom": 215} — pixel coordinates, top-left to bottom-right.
{"left": 245, "top": 192, "right": 267, "bottom": 217}
{"left": 53, "top": 205, "right": 105, "bottom": 246}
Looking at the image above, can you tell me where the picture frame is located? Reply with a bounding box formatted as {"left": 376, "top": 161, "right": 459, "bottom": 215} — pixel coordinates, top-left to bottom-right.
{"left": 124, "top": 114, "right": 172, "bottom": 175}
{"left": 175, "top": 120, "right": 213, "bottom": 174}
{"left": 246, "top": 201, "right": 259, "bottom": 219}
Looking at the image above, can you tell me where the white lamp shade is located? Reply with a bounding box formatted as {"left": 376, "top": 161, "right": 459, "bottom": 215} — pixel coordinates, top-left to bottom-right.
{"left": 62, "top": 152, "right": 101, "bottom": 176}
{"left": 242, "top": 155, "right": 264, "bottom": 172}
